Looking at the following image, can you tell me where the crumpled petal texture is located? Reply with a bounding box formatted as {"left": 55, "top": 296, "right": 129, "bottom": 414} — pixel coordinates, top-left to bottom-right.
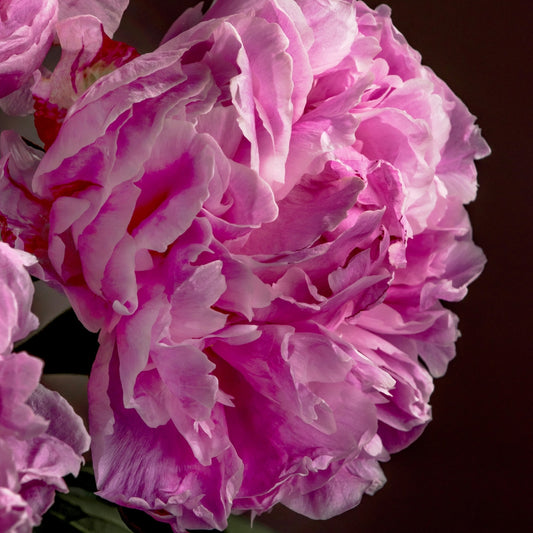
{"left": 32, "top": 14, "right": 140, "bottom": 150}
{"left": 0, "top": 355, "right": 91, "bottom": 532}
{"left": 0, "top": 1, "right": 489, "bottom": 531}
{"left": 0, "top": 242, "right": 90, "bottom": 532}
{"left": 57, "top": 0, "right": 129, "bottom": 37}
{"left": 0, "top": 0, "right": 58, "bottom": 100}
{"left": 0, "top": 243, "right": 38, "bottom": 355}
{"left": 0, "top": 0, "right": 130, "bottom": 115}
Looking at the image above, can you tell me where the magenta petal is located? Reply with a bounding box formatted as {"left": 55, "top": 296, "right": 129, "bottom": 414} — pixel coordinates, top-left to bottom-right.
{"left": 89, "top": 343, "right": 242, "bottom": 532}
{"left": 209, "top": 325, "right": 388, "bottom": 515}
{"left": 78, "top": 183, "right": 139, "bottom": 305}
{"left": 131, "top": 123, "right": 213, "bottom": 252}
{"left": 244, "top": 161, "right": 364, "bottom": 254}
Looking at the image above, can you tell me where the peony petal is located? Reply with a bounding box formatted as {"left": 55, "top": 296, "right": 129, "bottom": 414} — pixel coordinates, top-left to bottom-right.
{"left": 57, "top": 0, "right": 129, "bottom": 37}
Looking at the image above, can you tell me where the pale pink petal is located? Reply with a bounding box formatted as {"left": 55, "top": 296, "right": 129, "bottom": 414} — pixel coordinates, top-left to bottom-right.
{"left": 297, "top": 0, "right": 358, "bottom": 74}
{"left": 57, "top": 0, "right": 129, "bottom": 37}
{"left": 0, "top": 353, "right": 46, "bottom": 440}
{"left": 0, "top": 353, "right": 89, "bottom": 529}
{"left": 0, "top": 0, "right": 57, "bottom": 100}
{"left": 0, "top": 244, "right": 38, "bottom": 353}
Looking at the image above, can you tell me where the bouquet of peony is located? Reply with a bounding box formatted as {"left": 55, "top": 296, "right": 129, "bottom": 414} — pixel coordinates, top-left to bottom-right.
{"left": 0, "top": 0, "right": 489, "bottom": 531}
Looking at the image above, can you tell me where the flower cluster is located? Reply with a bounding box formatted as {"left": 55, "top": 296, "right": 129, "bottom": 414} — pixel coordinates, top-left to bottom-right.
{"left": 0, "top": 242, "right": 90, "bottom": 532}
{"left": 0, "top": 0, "right": 489, "bottom": 531}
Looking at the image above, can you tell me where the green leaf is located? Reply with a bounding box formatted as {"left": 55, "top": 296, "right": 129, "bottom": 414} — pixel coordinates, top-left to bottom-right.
{"left": 226, "top": 515, "right": 278, "bottom": 533}
{"left": 60, "top": 487, "right": 130, "bottom": 531}
{"left": 36, "top": 486, "right": 132, "bottom": 533}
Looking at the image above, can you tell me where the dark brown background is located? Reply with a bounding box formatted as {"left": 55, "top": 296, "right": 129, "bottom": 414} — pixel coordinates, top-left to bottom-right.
{"left": 115, "top": 1, "right": 532, "bottom": 531}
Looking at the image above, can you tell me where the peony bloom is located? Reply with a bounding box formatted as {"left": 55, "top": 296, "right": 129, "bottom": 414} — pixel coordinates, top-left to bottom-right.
{"left": 0, "top": 242, "right": 91, "bottom": 532}
{"left": 0, "top": 0, "right": 58, "bottom": 103}
{"left": 0, "top": 1, "right": 489, "bottom": 531}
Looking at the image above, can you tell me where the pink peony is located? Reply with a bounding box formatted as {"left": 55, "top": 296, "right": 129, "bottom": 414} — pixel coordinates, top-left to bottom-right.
{"left": 0, "top": 0, "right": 58, "bottom": 99}
{"left": 0, "top": 356, "right": 91, "bottom": 532}
{"left": 0, "top": 0, "right": 489, "bottom": 530}
{"left": 0, "top": 242, "right": 90, "bottom": 532}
